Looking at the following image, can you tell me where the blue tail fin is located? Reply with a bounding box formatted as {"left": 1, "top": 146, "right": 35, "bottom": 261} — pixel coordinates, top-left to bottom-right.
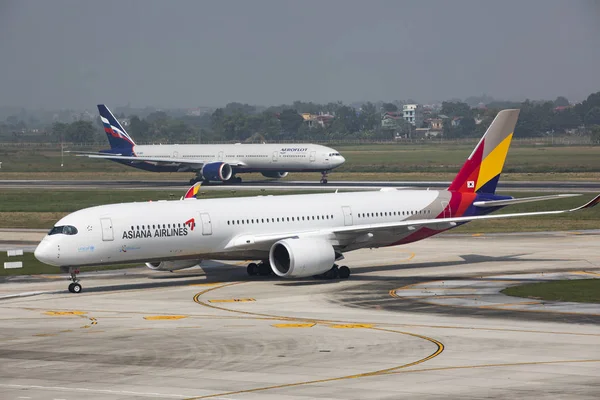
{"left": 97, "top": 104, "right": 136, "bottom": 150}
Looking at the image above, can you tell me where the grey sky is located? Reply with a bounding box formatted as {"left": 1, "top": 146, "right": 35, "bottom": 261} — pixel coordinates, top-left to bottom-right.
{"left": 1, "top": 0, "right": 599, "bottom": 109}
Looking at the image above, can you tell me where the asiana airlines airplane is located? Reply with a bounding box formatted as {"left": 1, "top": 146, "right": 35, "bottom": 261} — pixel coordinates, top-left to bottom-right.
{"left": 36, "top": 109, "right": 599, "bottom": 293}
{"left": 76, "top": 104, "right": 345, "bottom": 184}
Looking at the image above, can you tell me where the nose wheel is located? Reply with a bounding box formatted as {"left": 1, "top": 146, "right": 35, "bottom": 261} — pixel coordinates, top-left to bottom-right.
{"left": 67, "top": 268, "right": 82, "bottom": 293}
{"left": 320, "top": 171, "right": 329, "bottom": 184}
{"left": 68, "top": 282, "right": 82, "bottom": 293}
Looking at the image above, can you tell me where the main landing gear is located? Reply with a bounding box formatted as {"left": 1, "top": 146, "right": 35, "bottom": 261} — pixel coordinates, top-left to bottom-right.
{"left": 314, "top": 264, "right": 351, "bottom": 280}
{"left": 247, "top": 261, "right": 271, "bottom": 276}
{"left": 320, "top": 171, "right": 329, "bottom": 184}
{"left": 67, "top": 267, "right": 82, "bottom": 293}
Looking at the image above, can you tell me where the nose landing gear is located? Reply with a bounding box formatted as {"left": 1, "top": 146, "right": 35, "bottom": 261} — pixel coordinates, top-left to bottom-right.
{"left": 67, "top": 268, "right": 82, "bottom": 293}
{"left": 320, "top": 171, "right": 329, "bottom": 184}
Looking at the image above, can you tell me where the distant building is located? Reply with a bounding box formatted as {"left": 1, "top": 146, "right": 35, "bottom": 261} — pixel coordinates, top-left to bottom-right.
{"left": 302, "top": 112, "right": 334, "bottom": 128}
{"left": 381, "top": 111, "right": 403, "bottom": 129}
{"left": 427, "top": 118, "right": 443, "bottom": 130}
{"left": 402, "top": 104, "right": 423, "bottom": 127}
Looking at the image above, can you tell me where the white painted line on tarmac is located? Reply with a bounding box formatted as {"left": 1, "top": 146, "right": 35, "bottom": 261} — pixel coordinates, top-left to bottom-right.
{"left": 0, "top": 384, "right": 192, "bottom": 399}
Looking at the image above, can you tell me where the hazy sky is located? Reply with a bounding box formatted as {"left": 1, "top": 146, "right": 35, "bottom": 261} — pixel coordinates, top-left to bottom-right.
{"left": 1, "top": 0, "right": 599, "bottom": 109}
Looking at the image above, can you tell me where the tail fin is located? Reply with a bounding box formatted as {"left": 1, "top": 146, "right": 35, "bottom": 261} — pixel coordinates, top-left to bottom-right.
{"left": 181, "top": 182, "right": 202, "bottom": 200}
{"left": 97, "top": 104, "right": 136, "bottom": 150}
{"left": 448, "top": 109, "right": 520, "bottom": 194}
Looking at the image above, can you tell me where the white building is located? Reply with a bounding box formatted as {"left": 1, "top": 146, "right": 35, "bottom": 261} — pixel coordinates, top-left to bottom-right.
{"left": 402, "top": 104, "right": 423, "bottom": 127}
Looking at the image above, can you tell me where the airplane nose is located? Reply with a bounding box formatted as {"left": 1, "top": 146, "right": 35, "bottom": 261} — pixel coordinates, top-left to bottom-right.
{"left": 34, "top": 240, "right": 59, "bottom": 266}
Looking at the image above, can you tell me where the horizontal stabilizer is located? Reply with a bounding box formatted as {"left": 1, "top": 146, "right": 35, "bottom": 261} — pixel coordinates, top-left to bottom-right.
{"left": 473, "top": 194, "right": 581, "bottom": 208}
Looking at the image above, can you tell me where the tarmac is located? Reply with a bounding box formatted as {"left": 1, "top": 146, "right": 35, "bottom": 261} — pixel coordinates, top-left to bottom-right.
{"left": 2, "top": 179, "right": 600, "bottom": 192}
{"left": 0, "top": 231, "right": 599, "bottom": 399}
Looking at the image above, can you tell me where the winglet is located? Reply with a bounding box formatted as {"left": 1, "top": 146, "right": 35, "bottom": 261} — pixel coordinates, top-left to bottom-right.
{"left": 570, "top": 194, "right": 600, "bottom": 211}
{"left": 182, "top": 182, "right": 202, "bottom": 200}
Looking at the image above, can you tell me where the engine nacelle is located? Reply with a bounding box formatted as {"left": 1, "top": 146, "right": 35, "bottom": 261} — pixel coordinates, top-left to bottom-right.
{"left": 269, "top": 238, "right": 334, "bottom": 278}
{"left": 201, "top": 162, "right": 233, "bottom": 181}
{"left": 146, "top": 260, "right": 201, "bottom": 271}
{"left": 261, "top": 171, "right": 289, "bottom": 179}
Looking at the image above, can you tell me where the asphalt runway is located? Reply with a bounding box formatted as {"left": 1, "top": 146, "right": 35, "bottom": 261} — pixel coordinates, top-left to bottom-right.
{"left": 1, "top": 232, "right": 599, "bottom": 399}
{"left": 2, "top": 179, "right": 600, "bottom": 192}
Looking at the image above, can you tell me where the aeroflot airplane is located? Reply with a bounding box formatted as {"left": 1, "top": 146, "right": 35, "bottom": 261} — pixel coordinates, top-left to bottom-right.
{"left": 77, "top": 105, "right": 345, "bottom": 184}
{"left": 36, "top": 109, "right": 599, "bottom": 293}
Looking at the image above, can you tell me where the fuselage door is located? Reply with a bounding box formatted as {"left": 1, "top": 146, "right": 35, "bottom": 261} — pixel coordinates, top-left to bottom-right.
{"left": 272, "top": 151, "right": 279, "bottom": 162}
{"left": 310, "top": 151, "right": 316, "bottom": 162}
{"left": 100, "top": 218, "right": 114, "bottom": 241}
{"left": 199, "top": 213, "right": 212, "bottom": 235}
{"left": 218, "top": 151, "right": 224, "bottom": 161}
{"left": 342, "top": 206, "right": 353, "bottom": 226}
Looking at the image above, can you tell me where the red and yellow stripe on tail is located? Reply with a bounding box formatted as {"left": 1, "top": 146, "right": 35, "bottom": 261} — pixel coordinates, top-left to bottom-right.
{"left": 448, "top": 109, "right": 520, "bottom": 194}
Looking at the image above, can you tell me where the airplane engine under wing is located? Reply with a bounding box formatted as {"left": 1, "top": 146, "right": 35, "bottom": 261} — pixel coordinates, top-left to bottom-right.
{"left": 201, "top": 162, "right": 233, "bottom": 181}
{"left": 261, "top": 171, "right": 288, "bottom": 179}
{"left": 145, "top": 260, "right": 201, "bottom": 271}
{"left": 269, "top": 238, "right": 334, "bottom": 278}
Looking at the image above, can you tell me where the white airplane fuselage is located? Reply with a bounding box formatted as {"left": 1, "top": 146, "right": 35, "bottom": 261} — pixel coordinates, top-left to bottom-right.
{"left": 34, "top": 189, "right": 451, "bottom": 268}
{"left": 119, "top": 143, "right": 345, "bottom": 175}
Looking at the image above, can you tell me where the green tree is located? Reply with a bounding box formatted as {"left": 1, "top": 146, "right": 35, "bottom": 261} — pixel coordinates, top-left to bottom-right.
{"left": 278, "top": 109, "right": 303, "bottom": 136}
{"left": 329, "top": 105, "right": 359, "bottom": 135}
{"left": 359, "top": 102, "right": 378, "bottom": 131}
{"left": 590, "top": 125, "right": 600, "bottom": 144}
{"left": 441, "top": 101, "right": 471, "bottom": 117}
{"left": 66, "top": 120, "right": 96, "bottom": 143}
{"left": 552, "top": 108, "right": 581, "bottom": 132}
{"left": 258, "top": 111, "right": 281, "bottom": 140}
{"left": 584, "top": 106, "right": 600, "bottom": 126}
{"left": 51, "top": 122, "right": 69, "bottom": 142}
{"left": 129, "top": 116, "right": 151, "bottom": 142}
{"left": 382, "top": 103, "right": 398, "bottom": 112}
{"left": 553, "top": 96, "right": 570, "bottom": 107}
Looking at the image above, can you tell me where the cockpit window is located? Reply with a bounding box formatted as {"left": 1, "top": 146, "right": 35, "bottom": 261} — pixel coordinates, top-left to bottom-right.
{"left": 48, "top": 225, "right": 78, "bottom": 235}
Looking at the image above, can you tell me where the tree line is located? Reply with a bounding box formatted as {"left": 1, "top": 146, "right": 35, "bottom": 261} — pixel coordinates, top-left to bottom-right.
{"left": 2, "top": 91, "right": 600, "bottom": 144}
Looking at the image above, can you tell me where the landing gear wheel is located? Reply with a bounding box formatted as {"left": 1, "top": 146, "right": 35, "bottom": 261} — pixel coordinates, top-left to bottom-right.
{"left": 338, "top": 266, "right": 351, "bottom": 279}
{"left": 234, "top": 176, "right": 242, "bottom": 183}
{"left": 320, "top": 170, "right": 329, "bottom": 184}
{"left": 320, "top": 178, "right": 328, "bottom": 184}
{"left": 325, "top": 265, "right": 339, "bottom": 279}
{"left": 258, "top": 263, "right": 271, "bottom": 276}
{"left": 68, "top": 282, "right": 82, "bottom": 293}
{"left": 247, "top": 263, "right": 258, "bottom": 276}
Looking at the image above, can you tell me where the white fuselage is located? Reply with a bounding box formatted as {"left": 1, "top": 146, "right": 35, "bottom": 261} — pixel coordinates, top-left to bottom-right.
{"left": 34, "top": 190, "right": 451, "bottom": 268}
{"left": 131, "top": 143, "right": 345, "bottom": 173}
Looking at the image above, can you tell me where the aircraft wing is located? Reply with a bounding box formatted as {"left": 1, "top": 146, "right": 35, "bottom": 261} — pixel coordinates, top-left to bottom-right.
{"left": 472, "top": 194, "right": 581, "bottom": 208}
{"left": 331, "top": 194, "right": 600, "bottom": 235}
{"left": 225, "top": 194, "right": 600, "bottom": 250}
{"left": 75, "top": 153, "right": 246, "bottom": 168}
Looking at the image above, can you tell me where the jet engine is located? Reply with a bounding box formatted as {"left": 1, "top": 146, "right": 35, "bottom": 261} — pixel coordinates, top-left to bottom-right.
{"left": 201, "top": 162, "right": 233, "bottom": 181}
{"left": 145, "top": 260, "right": 201, "bottom": 271}
{"left": 269, "top": 238, "right": 334, "bottom": 278}
{"left": 261, "top": 171, "right": 289, "bottom": 179}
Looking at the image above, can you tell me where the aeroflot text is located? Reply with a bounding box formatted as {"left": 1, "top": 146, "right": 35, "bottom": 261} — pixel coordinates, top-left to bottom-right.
{"left": 280, "top": 148, "right": 308, "bottom": 152}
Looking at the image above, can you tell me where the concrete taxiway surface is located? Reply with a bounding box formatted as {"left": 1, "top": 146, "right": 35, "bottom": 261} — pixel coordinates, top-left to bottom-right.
{"left": 2, "top": 179, "right": 600, "bottom": 192}
{"left": 1, "top": 232, "right": 599, "bottom": 399}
